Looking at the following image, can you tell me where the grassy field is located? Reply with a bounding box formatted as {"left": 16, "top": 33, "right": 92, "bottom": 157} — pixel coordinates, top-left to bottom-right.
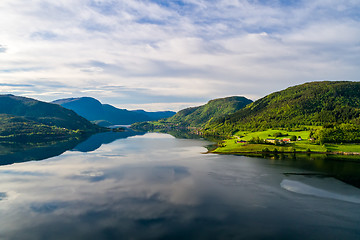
{"left": 325, "top": 144, "right": 360, "bottom": 153}
{"left": 212, "top": 129, "right": 360, "bottom": 154}
{"left": 234, "top": 129, "right": 310, "bottom": 141}
{"left": 212, "top": 140, "right": 327, "bottom": 153}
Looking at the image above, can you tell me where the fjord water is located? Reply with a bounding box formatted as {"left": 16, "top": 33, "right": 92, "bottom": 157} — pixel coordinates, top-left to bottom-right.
{"left": 0, "top": 132, "right": 359, "bottom": 239}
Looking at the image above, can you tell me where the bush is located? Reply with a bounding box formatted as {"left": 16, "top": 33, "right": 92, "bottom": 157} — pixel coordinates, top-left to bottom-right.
{"left": 262, "top": 147, "right": 270, "bottom": 152}
{"left": 249, "top": 136, "right": 265, "bottom": 144}
{"left": 289, "top": 135, "right": 297, "bottom": 141}
{"left": 273, "top": 132, "right": 287, "bottom": 138}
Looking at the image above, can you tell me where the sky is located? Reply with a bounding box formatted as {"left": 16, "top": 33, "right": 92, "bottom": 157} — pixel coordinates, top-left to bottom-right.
{"left": 0, "top": 0, "right": 359, "bottom": 111}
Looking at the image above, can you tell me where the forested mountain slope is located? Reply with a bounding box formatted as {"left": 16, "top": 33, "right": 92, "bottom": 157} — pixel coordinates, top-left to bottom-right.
{"left": 131, "top": 96, "right": 253, "bottom": 131}
{"left": 0, "top": 94, "right": 100, "bottom": 132}
{"left": 164, "top": 96, "right": 253, "bottom": 127}
{"left": 205, "top": 81, "right": 360, "bottom": 135}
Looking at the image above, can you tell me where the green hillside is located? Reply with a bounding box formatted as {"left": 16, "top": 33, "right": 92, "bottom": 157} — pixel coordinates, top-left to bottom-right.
{"left": 167, "top": 96, "right": 252, "bottom": 127}
{"left": 205, "top": 81, "right": 360, "bottom": 143}
{"left": 0, "top": 95, "right": 103, "bottom": 142}
{"left": 131, "top": 96, "right": 252, "bottom": 130}
{"left": 0, "top": 114, "right": 77, "bottom": 142}
{"left": 0, "top": 94, "right": 101, "bottom": 131}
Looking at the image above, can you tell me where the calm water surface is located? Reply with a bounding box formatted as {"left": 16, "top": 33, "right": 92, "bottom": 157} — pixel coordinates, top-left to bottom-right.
{"left": 0, "top": 132, "right": 359, "bottom": 239}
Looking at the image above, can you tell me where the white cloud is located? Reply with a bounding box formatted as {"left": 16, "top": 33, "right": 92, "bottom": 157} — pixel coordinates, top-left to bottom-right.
{"left": 0, "top": 0, "right": 359, "bottom": 111}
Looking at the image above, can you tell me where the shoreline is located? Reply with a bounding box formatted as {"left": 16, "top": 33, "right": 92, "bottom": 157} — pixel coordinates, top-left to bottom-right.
{"left": 209, "top": 150, "right": 360, "bottom": 155}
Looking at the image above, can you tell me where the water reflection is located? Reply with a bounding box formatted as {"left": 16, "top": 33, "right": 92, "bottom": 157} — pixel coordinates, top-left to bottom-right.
{"left": 281, "top": 175, "right": 360, "bottom": 204}
{"left": 0, "top": 133, "right": 359, "bottom": 239}
{"left": 241, "top": 153, "right": 360, "bottom": 188}
{"left": 0, "top": 137, "right": 82, "bottom": 166}
{"left": 0, "top": 129, "right": 145, "bottom": 166}
{"left": 0, "top": 192, "right": 6, "bottom": 200}
{"left": 73, "top": 129, "right": 145, "bottom": 152}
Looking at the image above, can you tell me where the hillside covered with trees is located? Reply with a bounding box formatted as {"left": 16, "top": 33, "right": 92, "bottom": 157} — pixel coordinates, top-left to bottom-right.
{"left": 0, "top": 95, "right": 103, "bottom": 142}
{"left": 204, "top": 81, "right": 360, "bottom": 143}
{"left": 131, "top": 96, "right": 253, "bottom": 130}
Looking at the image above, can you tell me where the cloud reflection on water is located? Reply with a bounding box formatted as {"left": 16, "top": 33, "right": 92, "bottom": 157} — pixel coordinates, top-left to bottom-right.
{"left": 0, "top": 133, "right": 359, "bottom": 239}
{"left": 0, "top": 192, "right": 7, "bottom": 200}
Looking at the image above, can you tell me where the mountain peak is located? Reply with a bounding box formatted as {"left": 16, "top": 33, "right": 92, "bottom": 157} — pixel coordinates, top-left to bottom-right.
{"left": 52, "top": 97, "right": 101, "bottom": 105}
{"left": 53, "top": 96, "right": 176, "bottom": 126}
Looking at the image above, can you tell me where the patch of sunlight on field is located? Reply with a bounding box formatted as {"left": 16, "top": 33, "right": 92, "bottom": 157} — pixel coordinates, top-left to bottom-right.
{"left": 214, "top": 138, "right": 329, "bottom": 153}
{"left": 326, "top": 144, "right": 360, "bottom": 153}
{"left": 234, "top": 129, "right": 310, "bottom": 141}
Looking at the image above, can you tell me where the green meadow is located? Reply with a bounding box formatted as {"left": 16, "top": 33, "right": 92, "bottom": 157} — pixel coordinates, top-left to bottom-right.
{"left": 233, "top": 129, "right": 311, "bottom": 141}
{"left": 212, "top": 129, "right": 360, "bottom": 154}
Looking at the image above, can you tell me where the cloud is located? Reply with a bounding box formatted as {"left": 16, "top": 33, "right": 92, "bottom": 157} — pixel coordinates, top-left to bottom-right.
{"left": 0, "top": 67, "right": 44, "bottom": 73}
{"left": 80, "top": 67, "right": 104, "bottom": 73}
{"left": 0, "top": 45, "right": 6, "bottom": 53}
{"left": 0, "top": 83, "right": 33, "bottom": 87}
{"left": 31, "top": 31, "right": 59, "bottom": 40}
{"left": 0, "top": 0, "right": 359, "bottom": 110}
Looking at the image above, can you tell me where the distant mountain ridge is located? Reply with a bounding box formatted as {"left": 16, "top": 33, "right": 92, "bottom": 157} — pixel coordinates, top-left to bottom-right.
{"left": 132, "top": 109, "right": 175, "bottom": 120}
{"left": 52, "top": 97, "right": 175, "bottom": 126}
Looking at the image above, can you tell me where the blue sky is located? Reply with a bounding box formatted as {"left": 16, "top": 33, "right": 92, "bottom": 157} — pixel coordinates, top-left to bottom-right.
{"left": 0, "top": 0, "right": 359, "bottom": 111}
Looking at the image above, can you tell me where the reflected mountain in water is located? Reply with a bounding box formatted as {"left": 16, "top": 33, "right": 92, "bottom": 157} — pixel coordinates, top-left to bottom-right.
{"left": 0, "top": 129, "right": 145, "bottom": 166}
{"left": 73, "top": 129, "right": 145, "bottom": 152}
{"left": 0, "top": 132, "right": 359, "bottom": 239}
{"left": 0, "top": 137, "right": 83, "bottom": 166}
{"left": 156, "top": 129, "right": 223, "bottom": 142}
{"left": 279, "top": 154, "right": 360, "bottom": 188}
{"left": 159, "top": 129, "right": 203, "bottom": 140}
{"left": 237, "top": 153, "right": 360, "bottom": 188}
